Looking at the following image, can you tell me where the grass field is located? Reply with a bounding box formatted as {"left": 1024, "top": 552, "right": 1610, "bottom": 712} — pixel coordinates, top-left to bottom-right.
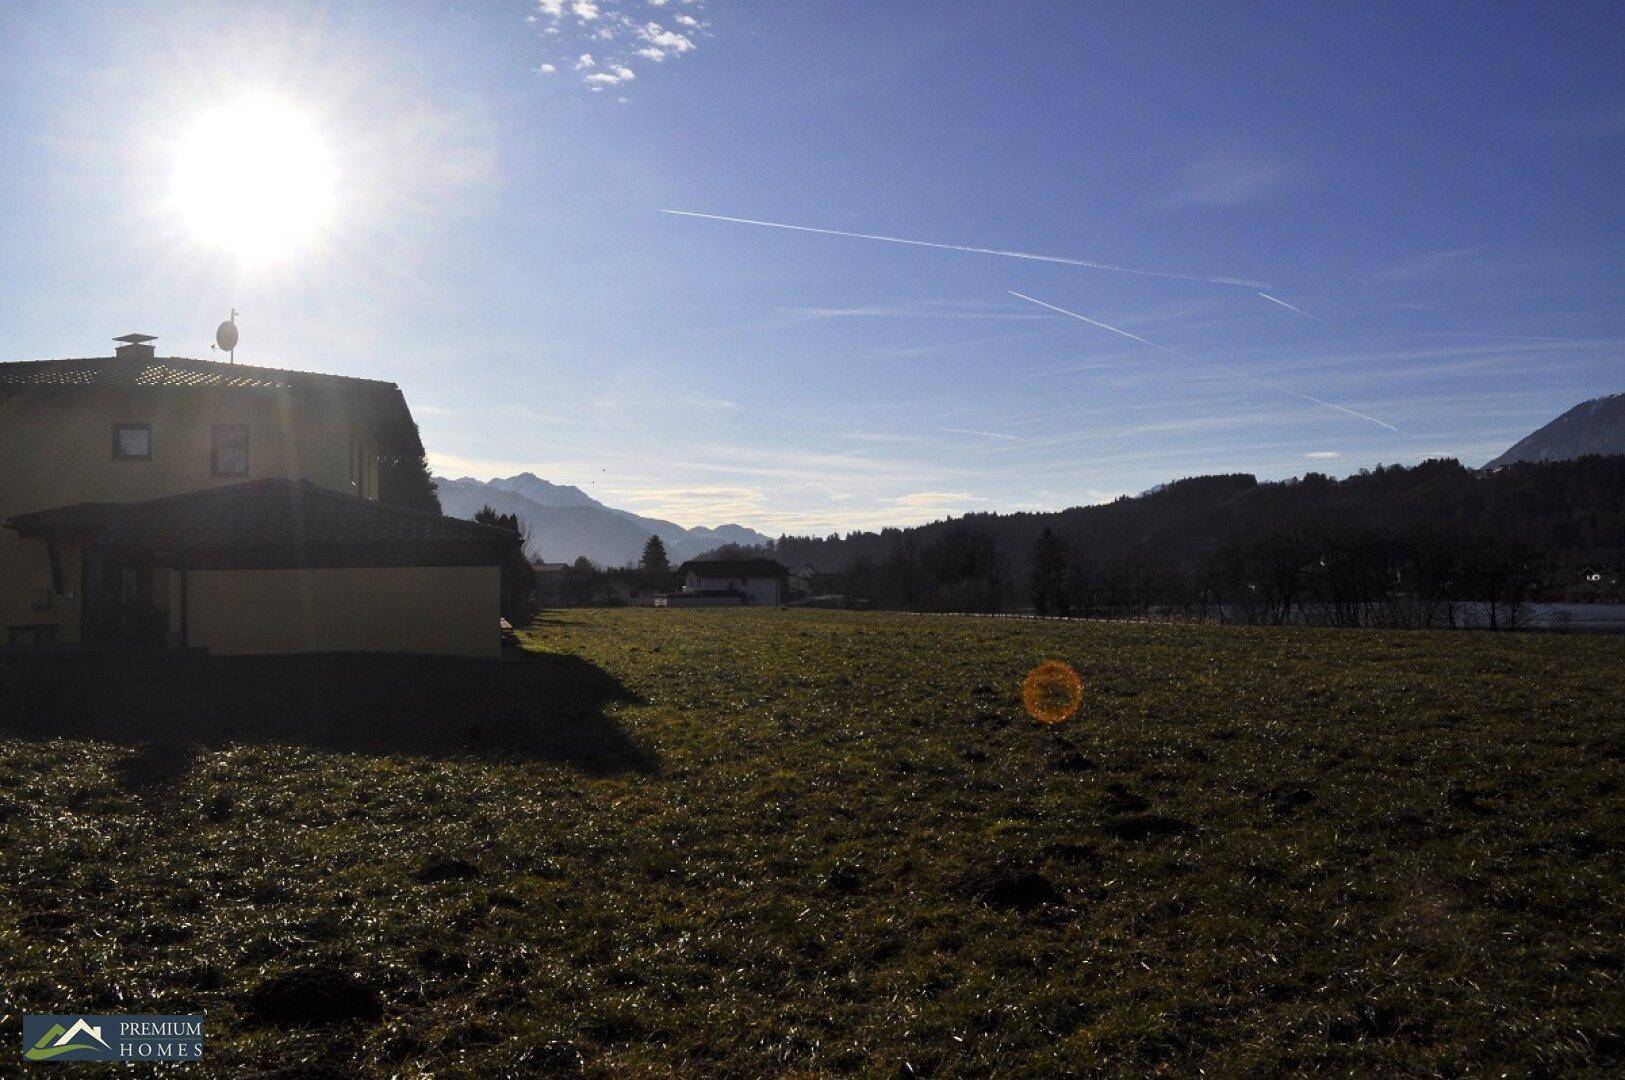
{"left": 2, "top": 610, "right": 1621, "bottom": 1076}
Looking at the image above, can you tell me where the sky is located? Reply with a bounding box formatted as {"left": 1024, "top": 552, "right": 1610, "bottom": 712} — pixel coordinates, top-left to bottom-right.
{"left": 0, "top": 1, "right": 1620, "bottom": 535}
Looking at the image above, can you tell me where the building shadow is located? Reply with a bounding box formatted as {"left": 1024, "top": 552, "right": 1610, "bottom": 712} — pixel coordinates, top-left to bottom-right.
{"left": 1, "top": 650, "right": 657, "bottom": 791}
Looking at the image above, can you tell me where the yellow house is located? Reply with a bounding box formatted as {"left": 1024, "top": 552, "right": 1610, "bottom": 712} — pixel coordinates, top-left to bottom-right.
{"left": 1, "top": 335, "right": 512, "bottom": 657}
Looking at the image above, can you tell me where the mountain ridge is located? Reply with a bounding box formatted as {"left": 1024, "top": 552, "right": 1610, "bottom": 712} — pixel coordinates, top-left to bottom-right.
{"left": 433, "top": 474, "right": 773, "bottom": 566}
{"left": 1485, "top": 392, "right": 1625, "bottom": 468}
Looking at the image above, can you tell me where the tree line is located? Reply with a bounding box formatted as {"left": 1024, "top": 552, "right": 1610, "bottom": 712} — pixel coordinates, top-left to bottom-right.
{"left": 757, "top": 456, "right": 1625, "bottom": 627}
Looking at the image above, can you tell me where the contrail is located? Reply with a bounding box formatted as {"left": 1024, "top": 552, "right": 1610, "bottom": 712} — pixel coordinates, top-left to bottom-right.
{"left": 1009, "top": 291, "right": 1407, "bottom": 435}
{"left": 662, "top": 209, "right": 1268, "bottom": 288}
{"left": 1257, "top": 291, "right": 1330, "bottom": 325}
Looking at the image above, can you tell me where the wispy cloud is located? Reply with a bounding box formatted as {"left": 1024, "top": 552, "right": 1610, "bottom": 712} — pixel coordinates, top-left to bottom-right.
{"left": 784, "top": 303, "right": 1050, "bottom": 322}
{"left": 1009, "top": 290, "right": 1408, "bottom": 435}
{"left": 940, "top": 427, "right": 1024, "bottom": 442}
{"left": 529, "top": 1, "right": 708, "bottom": 93}
{"left": 893, "top": 491, "right": 982, "bottom": 509}
{"left": 1159, "top": 152, "right": 1292, "bottom": 208}
{"left": 661, "top": 209, "right": 1268, "bottom": 288}
{"left": 1304, "top": 450, "right": 1341, "bottom": 459}
{"left": 1256, "top": 290, "right": 1593, "bottom": 343}
{"left": 675, "top": 394, "right": 739, "bottom": 411}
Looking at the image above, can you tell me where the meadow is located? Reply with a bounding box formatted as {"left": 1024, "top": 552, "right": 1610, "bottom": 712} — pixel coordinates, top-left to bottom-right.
{"left": 1, "top": 609, "right": 1620, "bottom": 1076}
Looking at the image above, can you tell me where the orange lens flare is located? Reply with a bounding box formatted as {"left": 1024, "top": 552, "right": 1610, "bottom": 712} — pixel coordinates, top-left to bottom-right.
{"left": 1021, "top": 660, "right": 1082, "bottom": 725}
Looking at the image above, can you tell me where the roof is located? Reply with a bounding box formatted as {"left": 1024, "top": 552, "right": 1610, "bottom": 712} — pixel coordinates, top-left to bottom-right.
{"left": 6, "top": 478, "right": 515, "bottom": 569}
{"left": 0, "top": 355, "right": 424, "bottom": 455}
{"left": 676, "top": 559, "right": 790, "bottom": 578}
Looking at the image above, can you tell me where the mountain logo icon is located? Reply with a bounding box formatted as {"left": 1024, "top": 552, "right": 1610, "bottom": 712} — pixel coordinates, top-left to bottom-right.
{"left": 24, "top": 1017, "right": 111, "bottom": 1061}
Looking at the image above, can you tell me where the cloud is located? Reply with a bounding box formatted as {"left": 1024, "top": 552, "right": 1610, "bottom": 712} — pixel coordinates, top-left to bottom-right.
{"left": 584, "top": 64, "right": 636, "bottom": 89}
{"left": 676, "top": 395, "right": 740, "bottom": 411}
{"left": 638, "top": 22, "right": 695, "bottom": 56}
{"left": 531, "top": 0, "right": 708, "bottom": 93}
{"left": 893, "top": 491, "right": 982, "bottom": 508}
{"left": 1304, "top": 451, "right": 1341, "bottom": 459}
{"left": 940, "top": 427, "right": 1024, "bottom": 442}
{"left": 1159, "top": 152, "right": 1292, "bottom": 208}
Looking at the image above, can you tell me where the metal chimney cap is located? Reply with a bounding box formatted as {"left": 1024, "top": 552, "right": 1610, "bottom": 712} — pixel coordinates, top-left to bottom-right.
{"left": 113, "top": 333, "right": 158, "bottom": 344}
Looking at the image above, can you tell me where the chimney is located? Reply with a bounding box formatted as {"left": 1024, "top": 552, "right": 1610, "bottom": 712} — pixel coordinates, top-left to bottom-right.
{"left": 113, "top": 333, "right": 157, "bottom": 361}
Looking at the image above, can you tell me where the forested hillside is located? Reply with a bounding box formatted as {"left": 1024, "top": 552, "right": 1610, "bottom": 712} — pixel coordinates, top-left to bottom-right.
{"left": 761, "top": 456, "right": 1625, "bottom": 618}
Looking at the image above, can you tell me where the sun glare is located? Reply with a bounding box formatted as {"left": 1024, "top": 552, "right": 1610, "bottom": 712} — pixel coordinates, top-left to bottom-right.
{"left": 172, "top": 98, "right": 336, "bottom": 262}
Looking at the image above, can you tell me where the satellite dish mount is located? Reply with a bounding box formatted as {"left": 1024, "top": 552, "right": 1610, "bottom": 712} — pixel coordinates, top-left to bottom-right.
{"left": 213, "top": 309, "right": 239, "bottom": 364}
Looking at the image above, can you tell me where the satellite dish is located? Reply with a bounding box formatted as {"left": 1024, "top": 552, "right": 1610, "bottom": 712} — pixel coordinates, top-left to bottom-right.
{"left": 215, "top": 320, "right": 239, "bottom": 353}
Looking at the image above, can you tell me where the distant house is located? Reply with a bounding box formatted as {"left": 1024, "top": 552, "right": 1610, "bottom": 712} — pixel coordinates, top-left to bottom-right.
{"left": 785, "top": 564, "right": 816, "bottom": 597}
{"left": 604, "top": 568, "right": 677, "bottom": 606}
{"left": 0, "top": 335, "right": 514, "bottom": 656}
{"left": 671, "top": 559, "right": 791, "bottom": 607}
{"left": 531, "top": 561, "right": 568, "bottom": 606}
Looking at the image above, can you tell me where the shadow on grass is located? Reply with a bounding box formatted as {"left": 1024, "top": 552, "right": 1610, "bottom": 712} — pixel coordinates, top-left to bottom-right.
{"left": 1, "top": 650, "right": 656, "bottom": 790}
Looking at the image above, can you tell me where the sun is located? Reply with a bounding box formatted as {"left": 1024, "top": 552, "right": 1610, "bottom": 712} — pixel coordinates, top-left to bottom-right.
{"left": 172, "top": 97, "right": 336, "bottom": 262}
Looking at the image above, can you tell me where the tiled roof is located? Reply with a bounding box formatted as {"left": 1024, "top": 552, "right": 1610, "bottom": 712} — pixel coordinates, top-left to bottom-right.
{"left": 0, "top": 355, "right": 425, "bottom": 455}
{"left": 6, "top": 479, "right": 516, "bottom": 567}
{"left": 676, "top": 559, "right": 790, "bottom": 577}
{"left": 0, "top": 355, "right": 389, "bottom": 391}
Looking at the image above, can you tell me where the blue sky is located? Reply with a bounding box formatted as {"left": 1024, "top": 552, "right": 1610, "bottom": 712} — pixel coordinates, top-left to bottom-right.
{"left": 1, "top": 2, "right": 1620, "bottom": 534}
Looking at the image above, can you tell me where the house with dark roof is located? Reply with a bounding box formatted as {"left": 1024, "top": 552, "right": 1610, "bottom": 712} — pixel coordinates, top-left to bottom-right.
{"left": 672, "top": 559, "right": 790, "bottom": 607}
{"left": 0, "top": 335, "right": 514, "bottom": 656}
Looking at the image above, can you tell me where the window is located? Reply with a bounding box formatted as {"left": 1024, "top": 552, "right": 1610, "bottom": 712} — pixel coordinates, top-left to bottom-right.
{"left": 112, "top": 423, "right": 151, "bottom": 460}
{"left": 211, "top": 424, "right": 249, "bottom": 476}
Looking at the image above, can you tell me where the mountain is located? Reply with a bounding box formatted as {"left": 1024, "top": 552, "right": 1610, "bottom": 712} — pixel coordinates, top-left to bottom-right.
{"left": 1485, "top": 393, "right": 1625, "bottom": 468}
{"left": 483, "top": 472, "right": 602, "bottom": 508}
{"left": 433, "top": 474, "right": 773, "bottom": 567}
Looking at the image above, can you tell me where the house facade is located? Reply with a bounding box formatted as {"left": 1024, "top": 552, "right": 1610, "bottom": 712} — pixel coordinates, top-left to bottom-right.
{"left": 1, "top": 336, "right": 513, "bottom": 656}
{"left": 672, "top": 559, "right": 790, "bottom": 606}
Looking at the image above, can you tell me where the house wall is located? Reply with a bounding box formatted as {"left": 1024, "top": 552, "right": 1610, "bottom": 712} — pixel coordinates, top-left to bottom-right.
{"left": 685, "top": 573, "right": 783, "bottom": 606}
{"left": 184, "top": 565, "right": 500, "bottom": 657}
{"left": 0, "top": 385, "right": 385, "bottom": 641}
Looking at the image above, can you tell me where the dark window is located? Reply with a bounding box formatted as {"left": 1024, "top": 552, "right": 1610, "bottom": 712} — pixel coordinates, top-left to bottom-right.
{"left": 113, "top": 423, "right": 151, "bottom": 460}
{"left": 211, "top": 424, "right": 249, "bottom": 476}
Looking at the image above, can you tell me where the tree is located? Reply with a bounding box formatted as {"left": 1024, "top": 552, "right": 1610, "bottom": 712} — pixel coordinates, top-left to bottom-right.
{"left": 474, "top": 505, "right": 538, "bottom": 624}
{"left": 640, "top": 534, "right": 671, "bottom": 573}
{"left": 378, "top": 447, "right": 441, "bottom": 514}
{"left": 1028, "top": 527, "right": 1070, "bottom": 615}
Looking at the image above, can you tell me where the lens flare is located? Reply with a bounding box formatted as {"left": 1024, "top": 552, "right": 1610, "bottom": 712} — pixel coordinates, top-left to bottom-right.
{"left": 1022, "top": 660, "right": 1082, "bottom": 725}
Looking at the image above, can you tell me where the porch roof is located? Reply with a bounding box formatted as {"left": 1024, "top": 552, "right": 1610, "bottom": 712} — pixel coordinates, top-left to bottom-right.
{"left": 5, "top": 478, "right": 517, "bottom": 569}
